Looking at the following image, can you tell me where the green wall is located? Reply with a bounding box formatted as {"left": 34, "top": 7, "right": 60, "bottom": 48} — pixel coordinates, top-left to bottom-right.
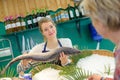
{"left": 57, "top": 18, "right": 115, "bottom": 50}
{"left": 0, "top": 17, "right": 115, "bottom": 74}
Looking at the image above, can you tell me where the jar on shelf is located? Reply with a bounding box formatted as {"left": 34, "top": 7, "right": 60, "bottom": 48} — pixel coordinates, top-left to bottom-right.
{"left": 60, "top": 10, "right": 69, "bottom": 22}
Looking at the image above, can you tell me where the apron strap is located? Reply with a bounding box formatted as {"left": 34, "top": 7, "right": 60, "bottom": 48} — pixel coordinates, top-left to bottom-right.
{"left": 42, "top": 40, "right": 62, "bottom": 53}
{"left": 42, "top": 42, "right": 49, "bottom": 53}
{"left": 58, "top": 40, "right": 62, "bottom": 47}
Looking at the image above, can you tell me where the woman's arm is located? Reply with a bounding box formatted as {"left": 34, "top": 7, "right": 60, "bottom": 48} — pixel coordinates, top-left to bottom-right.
{"left": 17, "top": 60, "right": 31, "bottom": 78}
{"left": 17, "top": 43, "right": 44, "bottom": 73}
{"left": 59, "top": 38, "right": 73, "bottom": 66}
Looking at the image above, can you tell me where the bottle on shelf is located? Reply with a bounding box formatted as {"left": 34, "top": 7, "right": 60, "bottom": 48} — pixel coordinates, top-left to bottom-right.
{"left": 36, "top": 9, "right": 42, "bottom": 22}
{"left": 10, "top": 16, "right": 17, "bottom": 33}
{"left": 40, "top": 8, "right": 46, "bottom": 19}
{"left": 55, "top": 12, "right": 59, "bottom": 23}
{"left": 20, "top": 16, "right": 26, "bottom": 31}
{"left": 4, "top": 17, "right": 12, "bottom": 34}
{"left": 57, "top": 11, "right": 61, "bottom": 23}
{"left": 51, "top": 14, "right": 56, "bottom": 23}
{"left": 32, "top": 10, "right": 38, "bottom": 27}
{"left": 46, "top": 9, "right": 51, "bottom": 19}
{"left": 26, "top": 12, "right": 33, "bottom": 29}
{"left": 64, "top": 10, "right": 69, "bottom": 21}
{"left": 67, "top": 4, "right": 75, "bottom": 20}
{"left": 60, "top": 9, "right": 69, "bottom": 22}
{"left": 15, "top": 16, "right": 22, "bottom": 32}
{"left": 74, "top": 3, "right": 82, "bottom": 19}
{"left": 79, "top": 5, "right": 86, "bottom": 17}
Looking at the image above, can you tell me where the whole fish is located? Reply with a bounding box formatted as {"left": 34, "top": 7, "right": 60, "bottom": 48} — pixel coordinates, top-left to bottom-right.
{"left": 0, "top": 47, "right": 81, "bottom": 74}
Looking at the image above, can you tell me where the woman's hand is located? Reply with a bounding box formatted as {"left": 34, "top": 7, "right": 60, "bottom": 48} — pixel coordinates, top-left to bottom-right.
{"left": 21, "top": 53, "right": 32, "bottom": 66}
{"left": 88, "top": 74, "right": 102, "bottom": 80}
{"left": 21, "top": 59, "right": 31, "bottom": 66}
{"left": 59, "top": 52, "right": 68, "bottom": 66}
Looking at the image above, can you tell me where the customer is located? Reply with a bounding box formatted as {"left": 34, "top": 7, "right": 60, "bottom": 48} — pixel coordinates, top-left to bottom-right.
{"left": 17, "top": 17, "right": 73, "bottom": 77}
{"left": 80, "top": 0, "right": 120, "bottom": 80}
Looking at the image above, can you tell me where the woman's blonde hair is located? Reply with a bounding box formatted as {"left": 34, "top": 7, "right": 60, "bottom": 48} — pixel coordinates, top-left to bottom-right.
{"left": 38, "top": 17, "right": 56, "bottom": 32}
{"left": 80, "top": 0, "right": 120, "bottom": 31}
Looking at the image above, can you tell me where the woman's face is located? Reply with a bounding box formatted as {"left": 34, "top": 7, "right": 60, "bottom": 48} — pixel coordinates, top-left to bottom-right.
{"left": 41, "top": 21, "right": 57, "bottom": 40}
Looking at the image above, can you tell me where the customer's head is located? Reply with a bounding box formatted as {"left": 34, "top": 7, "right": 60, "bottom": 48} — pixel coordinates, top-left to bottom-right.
{"left": 38, "top": 17, "right": 57, "bottom": 41}
{"left": 80, "top": 0, "right": 120, "bottom": 32}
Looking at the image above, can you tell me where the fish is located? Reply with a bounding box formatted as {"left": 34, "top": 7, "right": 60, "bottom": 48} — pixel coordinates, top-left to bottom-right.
{"left": 0, "top": 47, "right": 81, "bottom": 74}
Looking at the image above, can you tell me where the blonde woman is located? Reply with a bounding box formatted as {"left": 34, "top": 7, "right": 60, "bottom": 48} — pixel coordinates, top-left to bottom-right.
{"left": 17, "top": 17, "right": 73, "bottom": 77}
{"left": 80, "top": 0, "right": 120, "bottom": 80}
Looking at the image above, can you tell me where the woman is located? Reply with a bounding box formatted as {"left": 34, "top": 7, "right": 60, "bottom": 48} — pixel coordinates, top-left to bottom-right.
{"left": 17, "top": 17, "right": 73, "bottom": 77}
{"left": 80, "top": 0, "right": 120, "bottom": 80}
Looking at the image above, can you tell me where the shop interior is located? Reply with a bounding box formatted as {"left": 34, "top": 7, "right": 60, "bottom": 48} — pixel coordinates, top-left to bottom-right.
{"left": 0, "top": 0, "right": 115, "bottom": 80}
